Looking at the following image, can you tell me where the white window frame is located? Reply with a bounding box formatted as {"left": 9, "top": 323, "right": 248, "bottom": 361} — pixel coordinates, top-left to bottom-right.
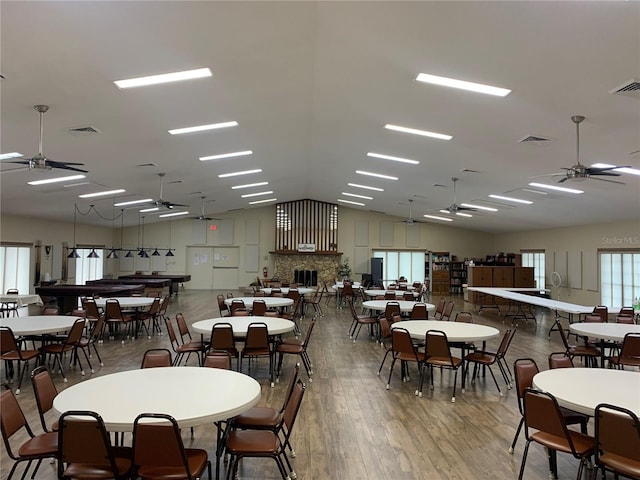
{"left": 0, "top": 245, "right": 32, "bottom": 294}
{"left": 372, "top": 250, "right": 424, "bottom": 285}
{"left": 521, "top": 250, "right": 545, "bottom": 289}
{"left": 599, "top": 250, "right": 640, "bottom": 309}
{"left": 75, "top": 248, "right": 104, "bottom": 285}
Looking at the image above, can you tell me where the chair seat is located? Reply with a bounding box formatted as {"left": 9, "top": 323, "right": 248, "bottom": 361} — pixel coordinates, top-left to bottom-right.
{"left": 531, "top": 430, "right": 595, "bottom": 456}
{"left": 44, "top": 344, "right": 74, "bottom": 355}
{"left": 609, "top": 355, "right": 640, "bottom": 367}
{"left": 396, "top": 351, "right": 427, "bottom": 362}
{"left": 225, "top": 430, "right": 280, "bottom": 455}
{"left": 599, "top": 452, "right": 640, "bottom": 478}
{"left": 233, "top": 407, "right": 282, "bottom": 429}
{"left": 63, "top": 447, "right": 133, "bottom": 480}
{"left": 276, "top": 343, "right": 303, "bottom": 355}
{"left": 136, "top": 448, "right": 208, "bottom": 480}
{"left": 464, "top": 351, "right": 495, "bottom": 364}
{"left": 280, "top": 338, "right": 303, "bottom": 346}
{"left": 569, "top": 345, "right": 600, "bottom": 356}
{"left": 243, "top": 347, "right": 271, "bottom": 356}
{"left": 17, "top": 431, "right": 58, "bottom": 458}
{"left": 1, "top": 349, "right": 40, "bottom": 362}
{"left": 427, "top": 356, "right": 462, "bottom": 368}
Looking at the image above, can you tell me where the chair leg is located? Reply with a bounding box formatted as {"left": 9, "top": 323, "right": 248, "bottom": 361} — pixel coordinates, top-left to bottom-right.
{"left": 517, "top": 440, "right": 531, "bottom": 480}
{"left": 509, "top": 417, "right": 524, "bottom": 453}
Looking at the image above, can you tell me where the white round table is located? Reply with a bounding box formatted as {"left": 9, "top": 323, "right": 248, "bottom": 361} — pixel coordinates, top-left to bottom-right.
{"left": 363, "top": 290, "right": 419, "bottom": 298}
{"left": 1, "top": 315, "right": 79, "bottom": 335}
{"left": 260, "top": 287, "right": 314, "bottom": 296}
{"left": 363, "top": 300, "right": 435, "bottom": 314}
{"left": 192, "top": 316, "right": 296, "bottom": 338}
{"left": 94, "top": 297, "right": 155, "bottom": 309}
{"left": 332, "top": 282, "right": 361, "bottom": 289}
{"left": 570, "top": 322, "right": 640, "bottom": 342}
{"left": 53, "top": 367, "right": 261, "bottom": 432}
{"left": 533, "top": 368, "right": 640, "bottom": 416}
{"left": 224, "top": 297, "right": 293, "bottom": 309}
{"left": 390, "top": 319, "right": 499, "bottom": 342}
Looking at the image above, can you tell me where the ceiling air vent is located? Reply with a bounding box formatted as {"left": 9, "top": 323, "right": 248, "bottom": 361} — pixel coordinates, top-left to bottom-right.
{"left": 68, "top": 126, "right": 100, "bottom": 136}
{"left": 610, "top": 78, "right": 640, "bottom": 98}
{"left": 136, "top": 163, "right": 158, "bottom": 168}
{"left": 519, "top": 135, "right": 552, "bottom": 143}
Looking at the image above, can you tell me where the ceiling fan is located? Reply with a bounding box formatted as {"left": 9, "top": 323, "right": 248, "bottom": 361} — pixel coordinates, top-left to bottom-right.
{"left": 5, "top": 105, "right": 88, "bottom": 173}
{"left": 540, "top": 115, "right": 629, "bottom": 184}
{"left": 441, "top": 177, "right": 476, "bottom": 215}
{"left": 146, "top": 173, "right": 189, "bottom": 209}
{"left": 396, "top": 199, "right": 422, "bottom": 225}
{"left": 192, "top": 196, "right": 221, "bottom": 221}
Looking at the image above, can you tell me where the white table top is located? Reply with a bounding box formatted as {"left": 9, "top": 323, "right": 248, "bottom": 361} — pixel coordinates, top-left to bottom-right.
{"left": 386, "top": 285, "right": 415, "bottom": 291}
{"left": 53, "top": 367, "right": 261, "bottom": 432}
{"left": 94, "top": 297, "right": 156, "bottom": 309}
{"left": 362, "top": 300, "right": 435, "bottom": 313}
{"left": 569, "top": 322, "right": 640, "bottom": 342}
{"left": 0, "top": 294, "right": 44, "bottom": 307}
{"left": 391, "top": 319, "right": 500, "bottom": 342}
{"left": 533, "top": 368, "right": 640, "bottom": 416}
{"left": 260, "top": 287, "right": 314, "bottom": 295}
{"left": 467, "top": 287, "right": 593, "bottom": 314}
{"left": 363, "top": 290, "right": 419, "bottom": 298}
{"left": 1, "top": 315, "right": 79, "bottom": 335}
{"left": 224, "top": 297, "right": 294, "bottom": 308}
{"left": 192, "top": 316, "right": 296, "bottom": 337}
{"left": 333, "top": 282, "right": 361, "bottom": 289}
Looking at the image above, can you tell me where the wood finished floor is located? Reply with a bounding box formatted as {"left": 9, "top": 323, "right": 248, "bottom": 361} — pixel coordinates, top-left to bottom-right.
{"left": 1, "top": 290, "right": 611, "bottom": 480}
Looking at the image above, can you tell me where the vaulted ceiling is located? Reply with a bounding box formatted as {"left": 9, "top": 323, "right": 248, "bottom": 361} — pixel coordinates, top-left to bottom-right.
{"left": 1, "top": 1, "right": 639, "bottom": 232}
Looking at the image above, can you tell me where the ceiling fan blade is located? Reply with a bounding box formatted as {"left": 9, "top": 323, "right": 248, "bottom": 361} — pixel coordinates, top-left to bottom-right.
{"left": 557, "top": 177, "right": 569, "bottom": 183}
{"left": 589, "top": 171, "right": 622, "bottom": 177}
{"left": 586, "top": 165, "right": 630, "bottom": 175}
{"left": 590, "top": 177, "right": 626, "bottom": 185}
{"left": 47, "top": 161, "right": 89, "bottom": 173}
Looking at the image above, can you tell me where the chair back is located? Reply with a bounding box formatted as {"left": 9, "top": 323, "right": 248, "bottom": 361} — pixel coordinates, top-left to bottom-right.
{"left": 342, "top": 283, "right": 354, "bottom": 297}
{"left": 0, "top": 384, "right": 31, "bottom": 444}
{"left": 301, "top": 318, "right": 316, "bottom": 348}
{"left": 454, "top": 311, "right": 473, "bottom": 323}
{"left": 383, "top": 302, "right": 401, "bottom": 322}
{"left": 433, "top": 298, "right": 446, "bottom": 319}
{"left": 410, "top": 303, "right": 428, "bottom": 320}
{"left": 245, "top": 323, "right": 270, "bottom": 351}
{"left": 30, "top": 366, "right": 58, "bottom": 432}
{"left": 441, "top": 301, "right": 455, "bottom": 321}
{"left": 425, "top": 330, "right": 455, "bottom": 363}
{"left": 141, "top": 349, "right": 173, "bottom": 368}
{"left": 384, "top": 291, "right": 396, "bottom": 300}
{"left": 217, "top": 294, "right": 229, "bottom": 316}
{"left": 203, "top": 350, "right": 232, "bottom": 370}
{"left": 548, "top": 352, "right": 574, "bottom": 369}
{"left": 42, "top": 305, "right": 60, "bottom": 315}
{"left": 104, "top": 299, "right": 124, "bottom": 320}
{"left": 230, "top": 299, "right": 246, "bottom": 315}
{"left": 164, "top": 318, "right": 181, "bottom": 352}
{"left": 6, "top": 289, "right": 18, "bottom": 295}
{"left": 175, "top": 313, "right": 192, "bottom": 341}
{"left": 593, "top": 305, "right": 609, "bottom": 323}
{"left": 0, "top": 327, "right": 20, "bottom": 355}
{"left": 391, "top": 328, "right": 419, "bottom": 358}
{"left": 616, "top": 315, "right": 635, "bottom": 324}
{"left": 252, "top": 299, "right": 267, "bottom": 316}
{"left": 65, "top": 319, "right": 86, "bottom": 346}
{"left": 618, "top": 306, "right": 635, "bottom": 317}
{"left": 555, "top": 320, "right": 572, "bottom": 351}
{"left": 209, "top": 323, "right": 236, "bottom": 353}
{"left": 254, "top": 290, "right": 266, "bottom": 297}
{"left": 594, "top": 403, "right": 640, "bottom": 469}
{"left": 522, "top": 389, "right": 580, "bottom": 453}
{"left": 390, "top": 312, "right": 402, "bottom": 325}
{"left": 619, "top": 333, "right": 640, "bottom": 363}
{"left": 281, "top": 379, "right": 306, "bottom": 437}
{"left": 584, "top": 314, "right": 605, "bottom": 323}
{"left": 83, "top": 297, "right": 101, "bottom": 320}
{"left": 378, "top": 317, "right": 391, "bottom": 343}
{"left": 402, "top": 291, "right": 413, "bottom": 301}
{"left": 287, "top": 289, "right": 300, "bottom": 301}
{"left": 513, "top": 358, "right": 539, "bottom": 415}
{"left": 226, "top": 292, "right": 234, "bottom": 299}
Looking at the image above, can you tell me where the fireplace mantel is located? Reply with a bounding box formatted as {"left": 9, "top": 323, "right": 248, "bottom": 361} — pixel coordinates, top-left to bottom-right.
{"left": 270, "top": 250, "right": 342, "bottom": 256}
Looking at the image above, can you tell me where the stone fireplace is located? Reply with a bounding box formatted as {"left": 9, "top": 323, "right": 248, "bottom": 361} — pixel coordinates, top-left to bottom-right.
{"left": 272, "top": 253, "right": 341, "bottom": 286}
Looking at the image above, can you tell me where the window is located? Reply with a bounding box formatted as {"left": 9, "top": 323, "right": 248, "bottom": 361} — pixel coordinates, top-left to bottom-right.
{"left": 521, "top": 251, "right": 545, "bottom": 289}
{"left": 372, "top": 250, "right": 425, "bottom": 284}
{"left": 75, "top": 248, "right": 104, "bottom": 285}
{"left": 600, "top": 251, "right": 640, "bottom": 309}
{"left": 0, "top": 245, "right": 31, "bottom": 294}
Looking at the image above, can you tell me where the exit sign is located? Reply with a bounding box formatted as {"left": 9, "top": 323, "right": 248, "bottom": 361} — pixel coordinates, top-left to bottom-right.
{"left": 209, "top": 225, "right": 217, "bottom": 231}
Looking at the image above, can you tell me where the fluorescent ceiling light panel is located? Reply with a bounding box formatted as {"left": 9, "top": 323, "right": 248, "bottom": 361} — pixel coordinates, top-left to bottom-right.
{"left": 460, "top": 203, "right": 498, "bottom": 212}
{"left": 231, "top": 182, "right": 269, "bottom": 190}
{"left": 347, "top": 183, "right": 383, "bottom": 192}
{"left": 591, "top": 163, "right": 640, "bottom": 176}
{"left": 79, "top": 189, "right": 126, "bottom": 198}
{"left": 439, "top": 210, "right": 472, "bottom": 218}
{"left": 168, "top": 121, "right": 238, "bottom": 135}
{"left": 424, "top": 214, "right": 453, "bottom": 222}
{"left": 489, "top": 194, "right": 533, "bottom": 205}
{"left": 355, "top": 170, "right": 398, "bottom": 181}
{"left": 248, "top": 198, "right": 277, "bottom": 205}
{"left": 28, "top": 174, "right": 85, "bottom": 185}
{"left": 367, "top": 152, "right": 419, "bottom": 165}
{"left": 199, "top": 150, "right": 253, "bottom": 161}
{"left": 241, "top": 191, "right": 273, "bottom": 198}
{"left": 384, "top": 124, "right": 452, "bottom": 141}
{"left": 114, "top": 67, "right": 212, "bottom": 89}
{"left": 114, "top": 198, "right": 153, "bottom": 207}
{"left": 0, "top": 152, "right": 23, "bottom": 160}
{"left": 528, "top": 182, "right": 584, "bottom": 194}
{"left": 159, "top": 211, "right": 189, "bottom": 218}
{"left": 139, "top": 207, "right": 160, "bottom": 213}
{"left": 342, "top": 192, "right": 373, "bottom": 200}
{"left": 416, "top": 73, "right": 511, "bottom": 97}
{"left": 338, "top": 199, "right": 365, "bottom": 206}
{"left": 218, "top": 169, "right": 262, "bottom": 178}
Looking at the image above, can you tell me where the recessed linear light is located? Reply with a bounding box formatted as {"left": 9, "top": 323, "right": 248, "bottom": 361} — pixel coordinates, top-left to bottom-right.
{"left": 355, "top": 170, "right": 398, "bottom": 181}
{"left": 384, "top": 124, "right": 452, "bottom": 141}
{"left": 28, "top": 174, "right": 86, "bottom": 185}
{"left": 159, "top": 211, "right": 189, "bottom": 218}
{"left": 489, "top": 194, "right": 533, "bottom": 205}
{"left": 342, "top": 192, "right": 373, "bottom": 200}
{"left": 231, "top": 182, "right": 269, "bottom": 190}
{"left": 241, "top": 191, "right": 273, "bottom": 198}
{"left": 440, "top": 210, "right": 472, "bottom": 218}
{"left": 248, "top": 198, "right": 277, "bottom": 205}
{"left": 416, "top": 73, "right": 511, "bottom": 97}
{"left": 0, "top": 152, "right": 23, "bottom": 160}
{"left": 347, "top": 183, "right": 384, "bottom": 192}
{"left": 528, "top": 182, "right": 584, "bottom": 194}
{"left": 591, "top": 163, "right": 640, "bottom": 176}
{"left": 460, "top": 203, "right": 498, "bottom": 212}
{"left": 424, "top": 214, "right": 453, "bottom": 222}
{"left": 114, "top": 198, "right": 154, "bottom": 207}
{"left": 140, "top": 207, "right": 160, "bottom": 213}
{"left": 168, "top": 121, "right": 238, "bottom": 135}
{"left": 367, "top": 152, "right": 419, "bottom": 165}
{"left": 338, "top": 199, "right": 365, "bottom": 206}
{"left": 114, "top": 67, "right": 212, "bottom": 89}
{"left": 218, "top": 169, "right": 262, "bottom": 178}
{"left": 199, "top": 150, "right": 253, "bottom": 161}
{"left": 79, "top": 189, "right": 126, "bottom": 199}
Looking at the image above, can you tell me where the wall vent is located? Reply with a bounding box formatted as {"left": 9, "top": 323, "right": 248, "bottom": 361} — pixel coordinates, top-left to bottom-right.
{"left": 68, "top": 126, "right": 100, "bottom": 136}
{"left": 610, "top": 78, "right": 640, "bottom": 98}
{"left": 519, "top": 135, "right": 552, "bottom": 143}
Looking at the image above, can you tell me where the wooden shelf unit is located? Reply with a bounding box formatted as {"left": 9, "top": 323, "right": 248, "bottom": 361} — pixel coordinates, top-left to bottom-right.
{"left": 450, "top": 261, "right": 467, "bottom": 295}
{"left": 467, "top": 266, "right": 535, "bottom": 306}
{"left": 431, "top": 251, "right": 452, "bottom": 295}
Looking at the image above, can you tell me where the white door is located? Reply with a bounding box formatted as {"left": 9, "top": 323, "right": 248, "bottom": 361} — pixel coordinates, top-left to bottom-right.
{"left": 186, "top": 246, "right": 214, "bottom": 289}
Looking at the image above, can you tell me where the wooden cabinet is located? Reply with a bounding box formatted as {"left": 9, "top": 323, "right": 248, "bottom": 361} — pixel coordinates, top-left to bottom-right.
{"left": 493, "top": 268, "right": 514, "bottom": 288}
{"left": 450, "top": 261, "right": 467, "bottom": 295}
{"left": 514, "top": 266, "right": 535, "bottom": 287}
{"left": 431, "top": 251, "right": 451, "bottom": 294}
{"left": 467, "top": 266, "right": 534, "bottom": 305}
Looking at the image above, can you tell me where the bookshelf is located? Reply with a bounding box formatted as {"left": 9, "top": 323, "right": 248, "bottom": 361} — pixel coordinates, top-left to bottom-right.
{"left": 450, "top": 260, "right": 467, "bottom": 295}
{"left": 431, "top": 251, "right": 451, "bottom": 295}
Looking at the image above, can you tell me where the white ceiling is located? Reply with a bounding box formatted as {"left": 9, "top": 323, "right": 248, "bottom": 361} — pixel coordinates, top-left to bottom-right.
{"left": 1, "top": 1, "right": 639, "bottom": 232}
